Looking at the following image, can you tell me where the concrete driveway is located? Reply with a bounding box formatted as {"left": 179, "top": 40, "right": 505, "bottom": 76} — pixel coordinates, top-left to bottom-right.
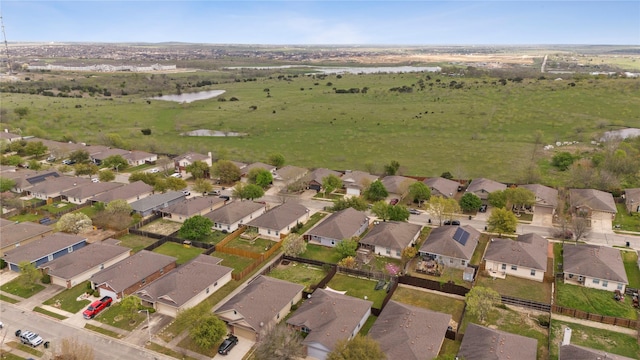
{"left": 211, "top": 335, "right": 255, "bottom": 360}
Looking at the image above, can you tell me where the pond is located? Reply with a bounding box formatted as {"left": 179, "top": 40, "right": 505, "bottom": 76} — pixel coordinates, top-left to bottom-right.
{"left": 600, "top": 128, "right": 640, "bottom": 141}
{"left": 150, "top": 89, "right": 225, "bottom": 103}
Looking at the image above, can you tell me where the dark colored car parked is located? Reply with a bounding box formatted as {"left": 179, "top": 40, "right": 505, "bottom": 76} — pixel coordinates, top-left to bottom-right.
{"left": 218, "top": 334, "right": 239, "bottom": 355}
{"left": 443, "top": 220, "right": 461, "bottom": 226}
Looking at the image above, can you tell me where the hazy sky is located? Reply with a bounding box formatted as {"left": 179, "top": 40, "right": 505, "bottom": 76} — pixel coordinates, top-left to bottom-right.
{"left": 2, "top": 1, "right": 639, "bottom": 45}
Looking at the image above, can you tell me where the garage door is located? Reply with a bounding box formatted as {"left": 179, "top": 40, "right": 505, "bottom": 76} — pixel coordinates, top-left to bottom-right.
{"left": 232, "top": 326, "right": 256, "bottom": 342}
{"left": 590, "top": 212, "right": 613, "bottom": 234}
{"left": 99, "top": 288, "right": 118, "bottom": 301}
{"left": 532, "top": 206, "right": 553, "bottom": 226}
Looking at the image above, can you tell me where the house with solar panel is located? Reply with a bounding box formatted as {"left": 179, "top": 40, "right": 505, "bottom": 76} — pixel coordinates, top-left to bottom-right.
{"left": 419, "top": 225, "right": 480, "bottom": 270}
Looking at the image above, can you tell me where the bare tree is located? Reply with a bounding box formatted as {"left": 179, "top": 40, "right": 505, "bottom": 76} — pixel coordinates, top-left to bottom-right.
{"left": 54, "top": 337, "right": 95, "bottom": 360}
{"left": 253, "top": 324, "right": 306, "bottom": 360}
{"left": 572, "top": 216, "right": 590, "bottom": 242}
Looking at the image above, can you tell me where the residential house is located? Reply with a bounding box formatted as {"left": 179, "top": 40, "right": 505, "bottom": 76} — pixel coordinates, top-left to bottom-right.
{"left": 304, "top": 207, "right": 369, "bottom": 247}
{"left": 89, "top": 250, "right": 177, "bottom": 300}
{"left": 215, "top": 275, "right": 304, "bottom": 341}
{"left": 369, "top": 300, "right": 451, "bottom": 360}
{"left": 241, "top": 162, "right": 277, "bottom": 177}
{"left": 380, "top": 175, "right": 417, "bottom": 199}
{"left": 423, "top": 177, "right": 460, "bottom": 198}
{"left": 419, "top": 225, "right": 480, "bottom": 270}
{"left": 458, "top": 323, "right": 538, "bottom": 360}
{"left": 484, "top": 233, "right": 548, "bottom": 282}
{"left": 360, "top": 221, "right": 422, "bottom": 259}
{"left": 160, "top": 196, "right": 226, "bottom": 223}
{"left": 174, "top": 152, "right": 213, "bottom": 173}
{"left": 123, "top": 150, "right": 158, "bottom": 166}
{"left": 130, "top": 191, "right": 186, "bottom": 217}
{"left": 305, "top": 168, "right": 342, "bottom": 192}
{"left": 204, "top": 201, "right": 266, "bottom": 232}
{"left": 0, "top": 221, "right": 54, "bottom": 256}
{"left": 3, "top": 233, "right": 87, "bottom": 272}
{"left": 287, "top": 288, "right": 372, "bottom": 360}
{"left": 135, "top": 255, "right": 232, "bottom": 317}
{"left": 60, "top": 182, "right": 123, "bottom": 205}
{"left": 90, "top": 147, "right": 130, "bottom": 166}
{"left": 624, "top": 188, "right": 640, "bottom": 214}
{"left": 560, "top": 343, "right": 635, "bottom": 360}
{"left": 341, "top": 170, "right": 378, "bottom": 196}
{"left": 246, "top": 202, "right": 310, "bottom": 240}
{"left": 465, "top": 177, "right": 507, "bottom": 201}
{"left": 273, "top": 165, "right": 309, "bottom": 189}
{"left": 25, "top": 137, "right": 86, "bottom": 159}
{"left": 569, "top": 188, "right": 617, "bottom": 232}
{"left": 563, "top": 244, "right": 628, "bottom": 293}
{"left": 0, "top": 130, "right": 22, "bottom": 143}
{"left": 2, "top": 169, "right": 60, "bottom": 193}
{"left": 520, "top": 184, "right": 558, "bottom": 225}
{"left": 88, "top": 180, "right": 153, "bottom": 205}
{"left": 42, "top": 239, "right": 131, "bottom": 289}
{"left": 28, "top": 176, "right": 92, "bottom": 201}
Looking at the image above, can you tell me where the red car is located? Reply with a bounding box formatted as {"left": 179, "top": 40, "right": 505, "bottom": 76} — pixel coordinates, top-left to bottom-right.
{"left": 83, "top": 296, "right": 112, "bottom": 319}
{"left": 389, "top": 198, "right": 399, "bottom": 205}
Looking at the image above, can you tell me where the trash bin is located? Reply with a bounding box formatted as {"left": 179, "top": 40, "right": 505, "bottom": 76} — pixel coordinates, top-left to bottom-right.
{"left": 484, "top": 226, "right": 488, "bottom": 231}
{"left": 468, "top": 215, "right": 472, "bottom": 220}
{"left": 44, "top": 341, "right": 50, "bottom": 349}
{"left": 626, "top": 241, "right": 630, "bottom": 247}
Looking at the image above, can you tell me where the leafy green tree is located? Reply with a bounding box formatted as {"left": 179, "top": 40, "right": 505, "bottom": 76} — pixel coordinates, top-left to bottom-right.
{"left": 327, "top": 335, "right": 385, "bottom": 360}
{"left": 426, "top": 196, "right": 461, "bottom": 225}
{"left": 27, "top": 159, "right": 42, "bottom": 170}
{"left": 18, "top": 261, "right": 40, "bottom": 290}
{"left": 408, "top": 182, "right": 431, "bottom": 206}
{"left": 363, "top": 180, "right": 388, "bottom": 202}
{"left": 338, "top": 256, "right": 357, "bottom": 269}
{"left": 401, "top": 246, "right": 417, "bottom": 272}
{"left": 56, "top": 213, "right": 93, "bottom": 234}
{"left": 504, "top": 187, "right": 535, "bottom": 210}
{"left": 212, "top": 160, "right": 242, "bottom": 184}
{"left": 551, "top": 152, "right": 575, "bottom": 171}
{"left": 120, "top": 296, "right": 142, "bottom": 323}
{"left": 193, "top": 178, "right": 213, "bottom": 195}
{"left": 371, "top": 200, "right": 391, "bottom": 221}
{"left": 9, "top": 140, "right": 27, "bottom": 155}
{"left": 383, "top": 160, "right": 400, "bottom": 176}
{"left": 487, "top": 190, "right": 507, "bottom": 208}
{"left": 268, "top": 153, "right": 285, "bottom": 167}
{"left": 98, "top": 169, "right": 115, "bottom": 182}
{"left": 0, "top": 154, "right": 23, "bottom": 166}
{"left": 185, "top": 160, "right": 209, "bottom": 179}
{"left": 129, "top": 171, "right": 160, "bottom": 186}
{"left": 331, "top": 196, "right": 368, "bottom": 211}
{"left": 164, "top": 176, "right": 188, "bottom": 191}
{"left": 487, "top": 207, "right": 518, "bottom": 235}
{"left": 465, "top": 286, "right": 501, "bottom": 323}
{"left": 282, "top": 233, "right": 307, "bottom": 257}
{"left": 459, "top": 192, "right": 482, "bottom": 212}
{"left": 322, "top": 174, "right": 343, "bottom": 197}
{"left": 248, "top": 168, "right": 273, "bottom": 188}
{"left": 388, "top": 204, "right": 410, "bottom": 221}
{"left": 440, "top": 171, "right": 454, "bottom": 180}
{"left": 102, "top": 155, "right": 129, "bottom": 171}
{"left": 105, "top": 199, "right": 132, "bottom": 215}
{"left": 190, "top": 314, "right": 227, "bottom": 350}
{"left": 0, "top": 177, "right": 16, "bottom": 192}
{"left": 14, "top": 106, "right": 29, "bottom": 118}
{"left": 24, "top": 141, "right": 47, "bottom": 158}
{"left": 233, "top": 182, "right": 265, "bottom": 200}
{"left": 69, "top": 150, "right": 91, "bottom": 164}
{"left": 335, "top": 237, "right": 359, "bottom": 259}
{"left": 74, "top": 163, "right": 99, "bottom": 177}
{"left": 253, "top": 324, "right": 306, "bottom": 360}
{"left": 179, "top": 215, "right": 213, "bottom": 240}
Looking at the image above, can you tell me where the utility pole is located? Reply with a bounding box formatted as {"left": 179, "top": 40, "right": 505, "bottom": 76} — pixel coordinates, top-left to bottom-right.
{"left": 0, "top": 14, "right": 12, "bottom": 74}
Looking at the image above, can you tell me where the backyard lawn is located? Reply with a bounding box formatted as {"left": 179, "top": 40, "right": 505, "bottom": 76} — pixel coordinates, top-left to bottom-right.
{"left": 326, "top": 274, "right": 388, "bottom": 309}
{"left": 211, "top": 252, "right": 255, "bottom": 274}
{"left": 300, "top": 243, "right": 343, "bottom": 264}
{"left": 549, "top": 320, "right": 639, "bottom": 360}
{"left": 153, "top": 241, "right": 203, "bottom": 265}
{"left": 391, "top": 286, "right": 466, "bottom": 325}
{"left": 295, "top": 212, "right": 327, "bottom": 234}
{"left": 555, "top": 281, "right": 638, "bottom": 319}
{"left": 198, "top": 230, "right": 230, "bottom": 245}
{"left": 407, "top": 264, "right": 472, "bottom": 288}
{"left": 475, "top": 273, "right": 552, "bottom": 303}
{"left": 614, "top": 203, "right": 640, "bottom": 232}
{"left": 116, "top": 234, "right": 157, "bottom": 253}
{"left": 470, "top": 234, "right": 491, "bottom": 265}
{"left": 0, "top": 276, "right": 45, "bottom": 298}
{"left": 225, "top": 237, "right": 277, "bottom": 254}
{"left": 139, "top": 219, "right": 182, "bottom": 236}
{"left": 43, "top": 281, "right": 92, "bottom": 313}
{"left": 267, "top": 262, "right": 328, "bottom": 291}
{"left": 622, "top": 250, "right": 640, "bottom": 289}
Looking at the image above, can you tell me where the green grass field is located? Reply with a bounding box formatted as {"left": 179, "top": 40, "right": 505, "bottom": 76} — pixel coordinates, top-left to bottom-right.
{"left": 555, "top": 281, "right": 638, "bottom": 319}
{"left": 549, "top": 320, "right": 640, "bottom": 359}
{"left": 116, "top": 234, "right": 157, "bottom": 252}
{"left": 267, "top": 262, "right": 327, "bottom": 291}
{"left": 391, "top": 286, "right": 466, "bottom": 322}
{"left": 43, "top": 281, "right": 92, "bottom": 313}
{"left": 4, "top": 72, "right": 638, "bottom": 183}
{"left": 152, "top": 241, "right": 203, "bottom": 265}
{"left": 0, "top": 277, "right": 45, "bottom": 298}
{"left": 475, "top": 273, "right": 552, "bottom": 303}
{"left": 326, "top": 274, "right": 388, "bottom": 309}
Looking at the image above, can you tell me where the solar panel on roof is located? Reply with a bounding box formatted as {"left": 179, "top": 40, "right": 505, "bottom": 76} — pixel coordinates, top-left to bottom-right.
{"left": 453, "top": 227, "right": 470, "bottom": 246}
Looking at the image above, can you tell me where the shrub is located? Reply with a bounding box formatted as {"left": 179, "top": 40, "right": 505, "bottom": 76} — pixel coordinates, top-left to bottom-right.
{"left": 41, "top": 273, "right": 51, "bottom": 284}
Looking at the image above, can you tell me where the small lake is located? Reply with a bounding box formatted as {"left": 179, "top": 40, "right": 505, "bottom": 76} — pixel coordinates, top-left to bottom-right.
{"left": 151, "top": 90, "right": 225, "bottom": 103}
{"left": 600, "top": 128, "right": 640, "bottom": 141}
{"left": 225, "top": 65, "right": 441, "bottom": 74}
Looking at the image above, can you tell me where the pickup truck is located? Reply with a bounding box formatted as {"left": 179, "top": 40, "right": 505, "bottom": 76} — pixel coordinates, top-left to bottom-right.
{"left": 83, "top": 296, "right": 112, "bottom": 319}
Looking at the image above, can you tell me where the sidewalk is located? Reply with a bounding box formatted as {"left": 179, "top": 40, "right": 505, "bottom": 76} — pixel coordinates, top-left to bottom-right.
{"left": 551, "top": 313, "right": 637, "bottom": 336}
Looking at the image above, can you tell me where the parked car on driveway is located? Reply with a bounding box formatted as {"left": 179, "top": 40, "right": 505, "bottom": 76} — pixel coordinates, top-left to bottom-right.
{"left": 479, "top": 204, "right": 487, "bottom": 213}
{"left": 149, "top": 168, "right": 160, "bottom": 173}
{"left": 443, "top": 220, "right": 461, "bottom": 226}
{"left": 83, "top": 296, "right": 112, "bottom": 319}
{"left": 409, "top": 209, "right": 421, "bottom": 215}
{"left": 218, "top": 334, "right": 238, "bottom": 355}
{"left": 15, "top": 330, "right": 43, "bottom": 347}
{"left": 389, "top": 198, "right": 399, "bottom": 205}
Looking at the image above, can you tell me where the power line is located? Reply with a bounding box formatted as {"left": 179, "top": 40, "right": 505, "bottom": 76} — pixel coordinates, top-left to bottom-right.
{"left": 0, "top": 14, "right": 12, "bottom": 74}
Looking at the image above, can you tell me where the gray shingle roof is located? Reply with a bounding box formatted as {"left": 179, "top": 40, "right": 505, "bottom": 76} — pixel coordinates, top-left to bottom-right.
{"left": 90, "top": 250, "right": 176, "bottom": 293}
{"left": 560, "top": 344, "right": 635, "bottom": 360}
{"left": 563, "top": 244, "right": 628, "bottom": 284}
{"left": 274, "top": 165, "right": 308, "bottom": 182}
{"left": 60, "top": 181, "right": 123, "bottom": 200}
{"left": 341, "top": 171, "right": 378, "bottom": 189}
{"left": 458, "top": 323, "right": 538, "bottom": 360}
{"left": 0, "top": 221, "right": 53, "bottom": 247}
{"left": 242, "top": 162, "right": 276, "bottom": 175}
{"left": 216, "top": 275, "right": 304, "bottom": 332}
{"left": 247, "top": 202, "right": 308, "bottom": 231}
{"left": 163, "top": 196, "right": 226, "bottom": 217}
{"left": 625, "top": 188, "right": 640, "bottom": 212}
{"left": 569, "top": 188, "right": 617, "bottom": 213}
{"left": 204, "top": 201, "right": 265, "bottom": 225}
{"left": 466, "top": 178, "right": 507, "bottom": 194}
{"left": 90, "top": 181, "right": 153, "bottom": 203}
{"left": 130, "top": 191, "right": 186, "bottom": 212}
{"left": 520, "top": 184, "right": 558, "bottom": 208}
{"left": 484, "top": 233, "right": 548, "bottom": 271}
{"left": 380, "top": 175, "right": 417, "bottom": 194}
{"left": 419, "top": 225, "right": 480, "bottom": 261}
{"left": 286, "top": 288, "right": 372, "bottom": 352}
{"left": 305, "top": 208, "right": 369, "bottom": 241}
{"left": 306, "top": 168, "right": 342, "bottom": 185}
{"left": 423, "top": 177, "right": 460, "bottom": 198}
{"left": 28, "top": 176, "right": 92, "bottom": 196}
{"left": 135, "top": 255, "right": 232, "bottom": 308}
{"left": 360, "top": 221, "right": 422, "bottom": 251}
{"left": 43, "top": 241, "right": 130, "bottom": 279}
{"left": 4, "top": 233, "right": 87, "bottom": 265}
{"left": 369, "top": 300, "right": 451, "bottom": 360}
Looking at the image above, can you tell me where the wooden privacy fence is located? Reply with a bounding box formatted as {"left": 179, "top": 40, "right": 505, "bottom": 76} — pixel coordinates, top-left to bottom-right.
{"left": 551, "top": 305, "right": 638, "bottom": 329}
{"left": 398, "top": 275, "right": 470, "bottom": 297}
{"left": 230, "top": 241, "right": 283, "bottom": 281}
{"left": 501, "top": 295, "right": 551, "bottom": 312}
{"left": 216, "top": 226, "right": 247, "bottom": 248}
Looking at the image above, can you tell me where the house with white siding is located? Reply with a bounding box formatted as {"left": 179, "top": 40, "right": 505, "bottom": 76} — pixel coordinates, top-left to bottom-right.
{"left": 419, "top": 225, "right": 480, "bottom": 270}
{"left": 246, "top": 202, "right": 310, "bottom": 240}
{"left": 360, "top": 221, "right": 422, "bottom": 259}
{"left": 484, "top": 233, "right": 548, "bottom": 282}
{"left": 563, "top": 244, "right": 628, "bottom": 293}
{"left": 304, "top": 208, "right": 369, "bottom": 247}
{"left": 204, "top": 201, "right": 266, "bottom": 232}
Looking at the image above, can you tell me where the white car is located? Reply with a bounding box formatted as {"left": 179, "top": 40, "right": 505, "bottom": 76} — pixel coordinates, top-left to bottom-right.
{"left": 149, "top": 168, "right": 160, "bottom": 173}
{"left": 91, "top": 178, "right": 100, "bottom": 183}
{"left": 170, "top": 173, "right": 182, "bottom": 178}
